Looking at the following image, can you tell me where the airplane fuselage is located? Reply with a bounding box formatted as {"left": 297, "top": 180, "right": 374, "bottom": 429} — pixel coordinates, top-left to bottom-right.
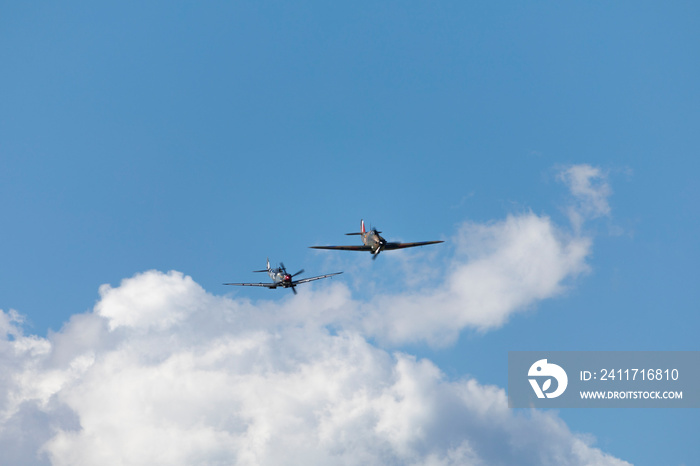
{"left": 362, "top": 229, "right": 387, "bottom": 254}
{"left": 268, "top": 268, "right": 293, "bottom": 288}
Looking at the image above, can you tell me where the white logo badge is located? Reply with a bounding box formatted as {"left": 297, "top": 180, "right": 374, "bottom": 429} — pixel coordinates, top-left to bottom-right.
{"left": 528, "top": 359, "right": 568, "bottom": 399}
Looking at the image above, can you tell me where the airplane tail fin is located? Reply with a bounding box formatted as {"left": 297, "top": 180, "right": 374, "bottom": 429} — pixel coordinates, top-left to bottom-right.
{"left": 253, "top": 258, "right": 270, "bottom": 273}
{"left": 345, "top": 219, "right": 365, "bottom": 236}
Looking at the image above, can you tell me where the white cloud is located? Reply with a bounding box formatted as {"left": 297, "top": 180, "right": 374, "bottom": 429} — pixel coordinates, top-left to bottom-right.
{"left": 95, "top": 270, "right": 209, "bottom": 331}
{"left": 557, "top": 164, "right": 612, "bottom": 232}
{"left": 354, "top": 211, "right": 591, "bottom": 346}
{"left": 0, "top": 165, "right": 627, "bottom": 465}
{"left": 1, "top": 271, "right": 628, "bottom": 465}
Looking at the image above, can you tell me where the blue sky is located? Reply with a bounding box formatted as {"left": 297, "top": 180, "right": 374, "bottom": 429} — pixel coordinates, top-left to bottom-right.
{"left": 1, "top": 2, "right": 698, "bottom": 465}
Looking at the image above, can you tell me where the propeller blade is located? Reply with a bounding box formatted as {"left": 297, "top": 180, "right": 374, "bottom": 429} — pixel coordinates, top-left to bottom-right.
{"left": 280, "top": 262, "right": 287, "bottom": 273}
{"left": 292, "top": 269, "right": 304, "bottom": 277}
{"left": 291, "top": 286, "right": 297, "bottom": 295}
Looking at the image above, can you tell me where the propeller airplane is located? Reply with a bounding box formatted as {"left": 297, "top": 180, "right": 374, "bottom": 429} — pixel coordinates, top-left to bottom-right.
{"left": 310, "top": 219, "right": 444, "bottom": 260}
{"left": 223, "top": 258, "right": 342, "bottom": 294}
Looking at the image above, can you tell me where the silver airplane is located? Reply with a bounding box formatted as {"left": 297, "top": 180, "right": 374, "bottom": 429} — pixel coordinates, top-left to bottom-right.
{"left": 310, "top": 219, "right": 444, "bottom": 260}
{"left": 223, "top": 258, "right": 342, "bottom": 294}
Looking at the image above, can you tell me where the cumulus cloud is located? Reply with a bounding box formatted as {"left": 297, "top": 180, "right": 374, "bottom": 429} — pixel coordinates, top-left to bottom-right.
{"left": 0, "top": 164, "right": 625, "bottom": 465}
{"left": 1, "top": 274, "right": 628, "bottom": 465}
{"left": 358, "top": 212, "right": 591, "bottom": 345}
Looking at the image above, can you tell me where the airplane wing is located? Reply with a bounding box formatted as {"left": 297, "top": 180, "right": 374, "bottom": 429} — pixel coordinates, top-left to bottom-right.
{"left": 292, "top": 272, "right": 343, "bottom": 285}
{"left": 223, "top": 282, "right": 278, "bottom": 287}
{"left": 383, "top": 240, "right": 444, "bottom": 250}
{"left": 309, "top": 245, "right": 373, "bottom": 251}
